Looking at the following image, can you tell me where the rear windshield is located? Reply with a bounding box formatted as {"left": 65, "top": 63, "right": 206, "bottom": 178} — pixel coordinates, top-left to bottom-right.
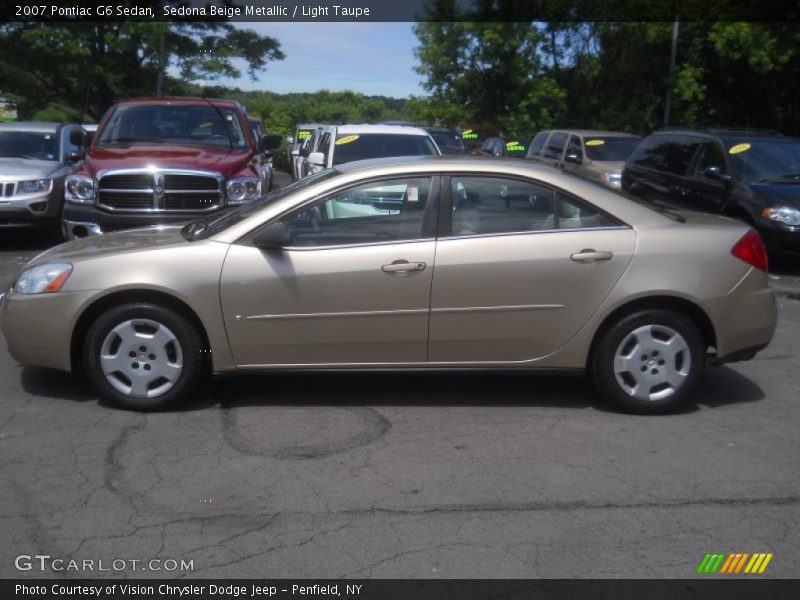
{"left": 583, "top": 136, "right": 642, "bottom": 161}
{"left": 332, "top": 133, "right": 439, "bottom": 165}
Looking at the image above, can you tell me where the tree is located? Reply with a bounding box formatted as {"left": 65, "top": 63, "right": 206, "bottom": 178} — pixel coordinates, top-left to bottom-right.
{"left": 0, "top": 20, "right": 284, "bottom": 120}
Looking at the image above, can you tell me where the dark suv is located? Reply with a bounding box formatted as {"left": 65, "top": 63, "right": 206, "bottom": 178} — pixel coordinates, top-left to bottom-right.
{"left": 622, "top": 128, "right": 800, "bottom": 257}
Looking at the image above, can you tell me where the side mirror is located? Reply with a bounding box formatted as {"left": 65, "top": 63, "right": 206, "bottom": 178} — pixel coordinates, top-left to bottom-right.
{"left": 67, "top": 150, "right": 84, "bottom": 163}
{"left": 704, "top": 166, "right": 733, "bottom": 185}
{"left": 308, "top": 151, "right": 325, "bottom": 166}
{"left": 252, "top": 222, "right": 292, "bottom": 250}
{"left": 286, "top": 136, "right": 294, "bottom": 145}
{"left": 258, "top": 134, "right": 282, "bottom": 153}
{"left": 564, "top": 153, "right": 582, "bottom": 164}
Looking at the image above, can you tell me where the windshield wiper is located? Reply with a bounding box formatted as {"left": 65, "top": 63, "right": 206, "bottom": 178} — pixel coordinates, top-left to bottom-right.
{"left": 756, "top": 174, "right": 800, "bottom": 183}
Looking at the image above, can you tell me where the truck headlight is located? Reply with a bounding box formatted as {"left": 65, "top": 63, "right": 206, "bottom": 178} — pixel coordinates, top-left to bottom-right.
{"left": 226, "top": 177, "right": 261, "bottom": 205}
{"left": 14, "top": 263, "right": 73, "bottom": 294}
{"left": 16, "top": 179, "right": 53, "bottom": 195}
{"left": 64, "top": 174, "right": 95, "bottom": 204}
{"left": 762, "top": 206, "right": 800, "bottom": 227}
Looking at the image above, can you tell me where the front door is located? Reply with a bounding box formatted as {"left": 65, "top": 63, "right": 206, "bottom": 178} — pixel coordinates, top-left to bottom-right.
{"left": 220, "top": 175, "right": 438, "bottom": 367}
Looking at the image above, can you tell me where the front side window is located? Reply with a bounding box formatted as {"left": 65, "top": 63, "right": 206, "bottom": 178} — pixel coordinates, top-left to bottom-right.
{"left": 280, "top": 177, "right": 433, "bottom": 247}
{"left": 565, "top": 135, "right": 583, "bottom": 160}
{"left": 543, "top": 132, "right": 567, "bottom": 159}
{"left": 448, "top": 176, "right": 618, "bottom": 237}
{"left": 693, "top": 142, "right": 728, "bottom": 178}
{"left": 0, "top": 130, "right": 58, "bottom": 161}
{"left": 332, "top": 134, "right": 439, "bottom": 166}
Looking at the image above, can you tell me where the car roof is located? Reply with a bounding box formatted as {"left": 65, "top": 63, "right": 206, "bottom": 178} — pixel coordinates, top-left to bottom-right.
{"left": 424, "top": 126, "right": 458, "bottom": 133}
{"left": 296, "top": 123, "right": 326, "bottom": 129}
{"left": 116, "top": 97, "right": 240, "bottom": 108}
{"left": 333, "top": 124, "right": 431, "bottom": 136}
{"left": 653, "top": 128, "right": 788, "bottom": 141}
{"left": 541, "top": 129, "right": 641, "bottom": 138}
{"left": 0, "top": 121, "right": 62, "bottom": 133}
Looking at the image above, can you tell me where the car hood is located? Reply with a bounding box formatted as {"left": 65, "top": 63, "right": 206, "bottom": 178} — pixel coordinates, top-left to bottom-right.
{"left": 749, "top": 182, "right": 800, "bottom": 209}
{"left": 591, "top": 160, "right": 625, "bottom": 173}
{"left": 0, "top": 158, "right": 61, "bottom": 180}
{"left": 84, "top": 144, "right": 251, "bottom": 177}
{"left": 29, "top": 226, "right": 192, "bottom": 266}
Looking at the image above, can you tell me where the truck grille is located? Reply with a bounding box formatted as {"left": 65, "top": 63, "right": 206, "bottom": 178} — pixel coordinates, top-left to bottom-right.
{"left": 1, "top": 182, "right": 16, "bottom": 197}
{"left": 97, "top": 170, "right": 223, "bottom": 212}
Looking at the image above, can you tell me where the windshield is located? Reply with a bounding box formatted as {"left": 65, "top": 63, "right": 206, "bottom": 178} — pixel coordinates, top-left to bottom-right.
{"left": 0, "top": 130, "right": 58, "bottom": 161}
{"left": 429, "top": 130, "right": 465, "bottom": 154}
{"left": 726, "top": 138, "right": 800, "bottom": 183}
{"left": 190, "top": 169, "right": 340, "bottom": 240}
{"left": 583, "top": 136, "right": 642, "bottom": 162}
{"left": 97, "top": 104, "right": 249, "bottom": 149}
{"left": 332, "top": 134, "right": 439, "bottom": 165}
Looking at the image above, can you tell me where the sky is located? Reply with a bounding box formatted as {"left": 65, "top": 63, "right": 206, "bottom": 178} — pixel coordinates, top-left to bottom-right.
{"left": 216, "top": 23, "right": 426, "bottom": 98}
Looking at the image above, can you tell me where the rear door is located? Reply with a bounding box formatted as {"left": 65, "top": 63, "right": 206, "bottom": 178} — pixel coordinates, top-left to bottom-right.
{"left": 428, "top": 174, "right": 636, "bottom": 363}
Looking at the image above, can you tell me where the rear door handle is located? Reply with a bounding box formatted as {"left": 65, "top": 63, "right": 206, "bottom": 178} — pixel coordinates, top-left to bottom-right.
{"left": 571, "top": 250, "right": 613, "bottom": 263}
{"left": 382, "top": 260, "right": 426, "bottom": 273}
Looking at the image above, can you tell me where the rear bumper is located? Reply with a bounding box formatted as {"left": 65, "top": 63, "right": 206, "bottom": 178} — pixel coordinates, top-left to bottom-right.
{"left": 706, "top": 267, "right": 777, "bottom": 362}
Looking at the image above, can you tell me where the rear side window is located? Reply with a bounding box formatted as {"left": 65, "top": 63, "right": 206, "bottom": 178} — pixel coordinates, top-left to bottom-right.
{"left": 543, "top": 132, "right": 567, "bottom": 159}
{"left": 628, "top": 135, "right": 701, "bottom": 176}
{"left": 528, "top": 131, "right": 549, "bottom": 156}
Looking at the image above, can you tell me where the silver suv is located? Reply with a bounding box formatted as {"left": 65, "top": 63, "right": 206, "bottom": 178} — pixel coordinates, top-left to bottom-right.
{"left": 0, "top": 121, "right": 87, "bottom": 233}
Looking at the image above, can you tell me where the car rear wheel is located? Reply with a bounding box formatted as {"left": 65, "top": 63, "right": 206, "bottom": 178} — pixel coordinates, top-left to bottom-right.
{"left": 590, "top": 310, "right": 705, "bottom": 414}
{"left": 83, "top": 303, "right": 205, "bottom": 411}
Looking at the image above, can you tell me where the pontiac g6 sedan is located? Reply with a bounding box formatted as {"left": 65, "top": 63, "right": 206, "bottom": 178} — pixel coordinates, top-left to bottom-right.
{"left": 0, "top": 157, "right": 777, "bottom": 413}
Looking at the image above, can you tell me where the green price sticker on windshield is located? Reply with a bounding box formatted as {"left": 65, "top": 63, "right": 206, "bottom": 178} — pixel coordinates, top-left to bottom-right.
{"left": 585, "top": 139, "right": 605, "bottom": 146}
{"left": 336, "top": 135, "right": 360, "bottom": 145}
{"left": 505, "top": 141, "right": 525, "bottom": 152}
{"left": 729, "top": 143, "right": 751, "bottom": 154}
{"left": 297, "top": 130, "right": 312, "bottom": 140}
{"left": 462, "top": 129, "right": 478, "bottom": 140}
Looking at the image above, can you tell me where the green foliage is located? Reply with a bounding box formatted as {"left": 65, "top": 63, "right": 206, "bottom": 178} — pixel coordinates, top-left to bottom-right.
{"left": 0, "top": 22, "right": 284, "bottom": 121}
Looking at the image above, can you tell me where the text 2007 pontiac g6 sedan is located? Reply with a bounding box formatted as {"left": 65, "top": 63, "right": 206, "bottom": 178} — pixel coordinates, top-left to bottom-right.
{"left": 0, "top": 157, "right": 777, "bottom": 413}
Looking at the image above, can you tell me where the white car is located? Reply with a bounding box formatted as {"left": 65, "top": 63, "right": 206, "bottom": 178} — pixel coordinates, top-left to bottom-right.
{"left": 302, "top": 125, "right": 441, "bottom": 177}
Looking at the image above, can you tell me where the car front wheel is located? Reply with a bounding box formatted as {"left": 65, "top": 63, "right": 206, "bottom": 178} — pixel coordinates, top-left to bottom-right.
{"left": 590, "top": 310, "right": 705, "bottom": 414}
{"left": 83, "top": 303, "right": 205, "bottom": 411}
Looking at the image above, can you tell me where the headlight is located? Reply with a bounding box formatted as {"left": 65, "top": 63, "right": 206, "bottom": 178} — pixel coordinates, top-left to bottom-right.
{"left": 64, "top": 174, "right": 95, "bottom": 204}
{"left": 601, "top": 172, "right": 622, "bottom": 189}
{"left": 762, "top": 206, "right": 800, "bottom": 227}
{"left": 226, "top": 177, "right": 261, "bottom": 205}
{"left": 14, "top": 263, "right": 73, "bottom": 294}
{"left": 16, "top": 179, "right": 52, "bottom": 195}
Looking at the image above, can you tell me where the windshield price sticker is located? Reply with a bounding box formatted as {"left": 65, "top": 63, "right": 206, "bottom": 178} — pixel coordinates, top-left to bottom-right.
{"left": 297, "top": 130, "right": 313, "bottom": 140}
{"left": 407, "top": 187, "right": 419, "bottom": 203}
{"left": 729, "top": 143, "right": 751, "bottom": 154}
{"left": 462, "top": 129, "right": 478, "bottom": 140}
{"left": 585, "top": 139, "right": 605, "bottom": 146}
{"left": 335, "top": 135, "right": 360, "bottom": 145}
{"left": 506, "top": 141, "right": 525, "bottom": 151}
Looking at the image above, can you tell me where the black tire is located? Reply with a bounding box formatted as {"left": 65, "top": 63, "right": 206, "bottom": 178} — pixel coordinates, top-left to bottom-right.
{"left": 83, "top": 303, "right": 206, "bottom": 411}
{"left": 590, "top": 310, "right": 705, "bottom": 414}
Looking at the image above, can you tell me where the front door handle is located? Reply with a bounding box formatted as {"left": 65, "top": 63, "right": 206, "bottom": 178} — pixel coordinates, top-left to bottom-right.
{"left": 382, "top": 260, "right": 426, "bottom": 273}
{"left": 571, "top": 249, "right": 613, "bottom": 263}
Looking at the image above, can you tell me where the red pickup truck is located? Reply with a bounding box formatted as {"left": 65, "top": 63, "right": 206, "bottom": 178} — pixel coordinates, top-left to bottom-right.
{"left": 62, "top": 97, "right": 280, "bottom": 239}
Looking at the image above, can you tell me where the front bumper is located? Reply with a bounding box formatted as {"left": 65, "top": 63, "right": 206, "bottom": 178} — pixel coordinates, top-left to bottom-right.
{"left": 0, "top": 286, "right": 96, "bottom": 372}
{"left": 0, "top": 190, "right": 59, "bottom": 227}
{"left": 756, "top": 222, "right": 800, "bottom": 257}
{"left": 62, "top": 203, "right": 239, "bottom": 240}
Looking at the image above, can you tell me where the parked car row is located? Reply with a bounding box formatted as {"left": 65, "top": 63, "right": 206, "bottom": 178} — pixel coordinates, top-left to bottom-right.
{"left": 0, "top": 97, "right": 282, "bottom": 241}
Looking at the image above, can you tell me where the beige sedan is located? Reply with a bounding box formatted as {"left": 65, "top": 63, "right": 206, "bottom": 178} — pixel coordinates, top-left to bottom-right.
{"left": 0, "top": 157, "right": 777, "bottom": 413}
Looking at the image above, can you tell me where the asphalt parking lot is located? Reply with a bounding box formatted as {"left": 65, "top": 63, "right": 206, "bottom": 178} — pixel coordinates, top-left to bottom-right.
{"left": 1, "top": 177, "right": 799, "bottom": 579}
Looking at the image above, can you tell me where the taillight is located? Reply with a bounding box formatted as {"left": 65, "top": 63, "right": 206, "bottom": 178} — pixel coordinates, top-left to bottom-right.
{"left": 731, "top": 229, "right": 768, "bottom": 272}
